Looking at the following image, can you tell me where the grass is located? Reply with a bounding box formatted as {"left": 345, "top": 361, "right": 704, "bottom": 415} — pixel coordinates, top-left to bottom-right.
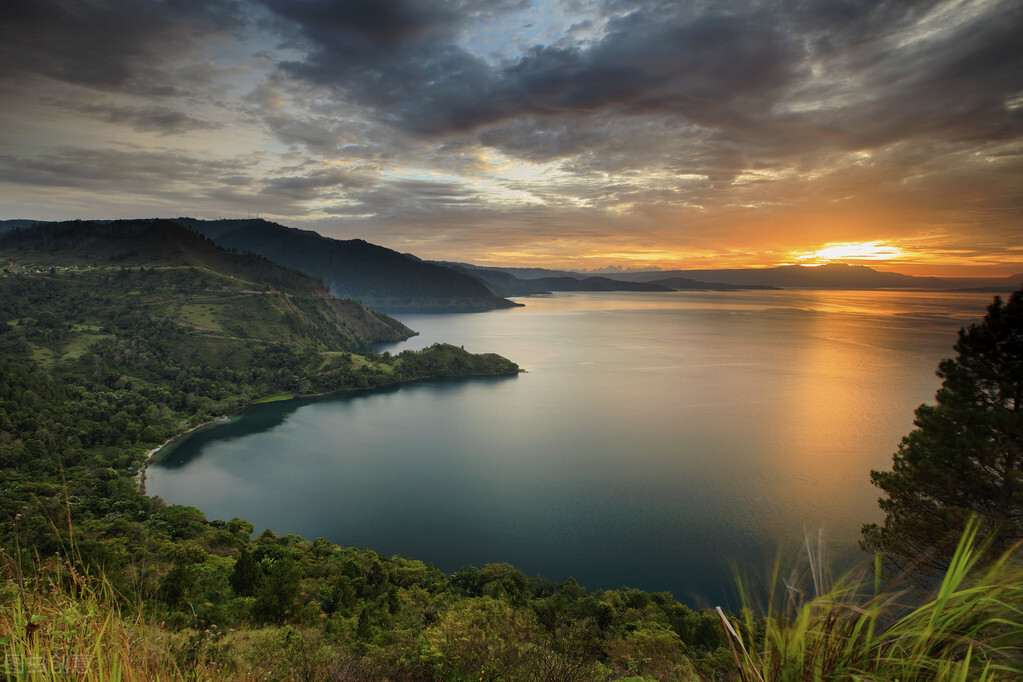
{"left": 0, "top": 552, "right": 350, "bottom": 681}
{"left": 60, "top": 332, "right": 109, "bottom": 362}
{"left": 720, "top": 518, "right": 1023, "bottom": 681}
{"left": 174, "top": 302, "right": 225, "bottom": 333}
{"left": 1, "top": 492, "right": 179, "bottom": 681}
{"left": 348, "top": 354, "right": 371, "bottom": 368}
{"left": 253, "top": 394, "right": 294, "bottom": 404}
{"left": 0, "top": 551, "right": 186, "bottom": 681}
{"left": 29, "top": 347, "right": 55, "bottom": 367}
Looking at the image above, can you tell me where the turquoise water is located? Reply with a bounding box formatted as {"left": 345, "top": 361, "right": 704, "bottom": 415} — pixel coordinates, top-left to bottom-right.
{"left": 147, "top": 289, "right": 996, "bottom": 606}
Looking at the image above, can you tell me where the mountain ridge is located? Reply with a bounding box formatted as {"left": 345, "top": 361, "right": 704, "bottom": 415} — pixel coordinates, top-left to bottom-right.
{"left": 172, "top": 218, "right": 520, "bottom": 313}
{"left": 605, "top": 263, "right": 1023, "bottom": 290}
{"left": 436, "top": 262, "right": 780, "bottom": 295}
{"left": 4, "top": 219, "right": 1019, "bottom": 294}
{"left": 0, "top": 219, "right": 415, "bottom": 350}
{"left": 454, "top": 261, "right": 1022, "bottom": 292}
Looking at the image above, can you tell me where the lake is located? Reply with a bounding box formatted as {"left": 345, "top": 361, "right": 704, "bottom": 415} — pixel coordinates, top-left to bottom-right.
{"left": 146, "top": 289, "right": 997, "bottom": 606}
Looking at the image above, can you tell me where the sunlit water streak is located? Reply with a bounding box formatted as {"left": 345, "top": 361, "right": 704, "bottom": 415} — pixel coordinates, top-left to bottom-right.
{"left": 147, "top": 289, "right": 997, "bottom": 606}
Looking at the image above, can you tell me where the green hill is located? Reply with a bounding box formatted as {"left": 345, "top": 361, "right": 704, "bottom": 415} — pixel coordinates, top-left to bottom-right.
{"left": 0, "top": 219, "right": 415, "bottom": 359}
{"left": 3, "top": 218, "right": 349, "bottom": 298}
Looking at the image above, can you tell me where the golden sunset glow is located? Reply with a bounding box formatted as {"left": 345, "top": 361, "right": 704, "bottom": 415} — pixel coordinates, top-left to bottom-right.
{"left": 790, "top": 242, "right": 906, "bottom": 266}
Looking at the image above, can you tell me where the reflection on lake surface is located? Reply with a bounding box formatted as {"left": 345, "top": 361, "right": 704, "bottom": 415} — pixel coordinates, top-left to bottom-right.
{"left": 147, "top": 290, "right": 997, "bottom": 606}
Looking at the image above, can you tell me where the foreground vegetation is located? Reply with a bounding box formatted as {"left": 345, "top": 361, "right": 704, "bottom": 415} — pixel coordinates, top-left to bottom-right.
{"left": 1, "top": 531, "right": 736, "bottom": 680}
{"left": 725, "top": 519, "right": 1022, "bottom": 681}
{"left": 4, "top": 518, "right": 1019, "bottom": 680}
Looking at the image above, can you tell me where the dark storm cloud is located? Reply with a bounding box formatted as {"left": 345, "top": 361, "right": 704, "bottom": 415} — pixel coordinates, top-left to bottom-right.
{"left": 8, "top": 0, "right": 1016, "bottom": 166}
{"left": 263, "top": 0, "right": 531, "bottom": 47}
{"left": 258, "top": 0, "right": 1022, "bottom": 165}
{"left": 507, "top": 10, "right": 799, "bottom": 123}
{"left": 265, "top": 0, "right": 458, "bottom": 44}
{"left": 782, "top": 0, "right": 1023, "bottom": 148}
{"left": 260, "top": 0, "right": 800, "bottom": 137}
{"left": 263, "top": 0, "right": 503, "bottom": 136}
{"left": 0, "top": 0, "right": 244, "bottom": 92}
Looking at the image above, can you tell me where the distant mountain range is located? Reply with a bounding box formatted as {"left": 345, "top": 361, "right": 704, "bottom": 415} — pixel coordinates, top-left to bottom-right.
{"left": 458, "top": 262, "right": 1023, "bottom": 293}
{"left": 3, "top": 220, "right": 1020, "bottom": 313}
{"left": 603, "top": 264, "right": 1023, "bottom": 291}
{"left": 440, "top": 263, "right": 779, "bottom": 295}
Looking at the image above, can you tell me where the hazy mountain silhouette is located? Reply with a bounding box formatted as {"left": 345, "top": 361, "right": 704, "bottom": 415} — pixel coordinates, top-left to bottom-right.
{"left": 173, "top": 218, "right": 518, "bottom": 313}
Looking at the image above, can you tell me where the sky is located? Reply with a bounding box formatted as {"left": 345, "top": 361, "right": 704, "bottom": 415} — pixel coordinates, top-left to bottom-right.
{"left": 1, "top": 0, "right": 1021, "bottom": 275}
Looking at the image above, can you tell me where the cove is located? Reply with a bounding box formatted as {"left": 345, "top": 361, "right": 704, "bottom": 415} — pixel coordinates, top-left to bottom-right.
{"left": 147, "top": 289, "right": 997, "bottom": 606}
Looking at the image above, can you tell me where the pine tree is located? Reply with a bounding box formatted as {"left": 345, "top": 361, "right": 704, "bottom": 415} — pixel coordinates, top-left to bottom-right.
{"left": 862, "top": 289, "right": 1023, "bottom": 576}
{"left": 230, "top": 548, "right": 260, "bottom": 596}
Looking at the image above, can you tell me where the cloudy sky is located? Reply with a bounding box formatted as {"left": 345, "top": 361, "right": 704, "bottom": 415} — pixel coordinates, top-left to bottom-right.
{"left": 1, "top": 0, "right": 1021, "bottom": 274}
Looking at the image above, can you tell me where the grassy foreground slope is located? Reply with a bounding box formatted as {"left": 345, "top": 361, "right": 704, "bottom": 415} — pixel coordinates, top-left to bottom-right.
{"left": 4, "top": 522, "right": 1020, "bottom": 680}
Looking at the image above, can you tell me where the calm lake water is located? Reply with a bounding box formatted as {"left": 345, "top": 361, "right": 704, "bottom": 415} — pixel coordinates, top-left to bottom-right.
{"left": 147, "top": 289, "right": 998, "bottom": 606}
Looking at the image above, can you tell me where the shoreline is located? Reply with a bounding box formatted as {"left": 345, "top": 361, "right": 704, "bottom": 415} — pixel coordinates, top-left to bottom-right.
{"left": 135, "top": 414, "right": 233, "bottom": 495}
{"left": 135, "top": 365, "right": 521, "bottom": 495}
{"left": 134, "top": 389, "right": 323, "bottom": 496}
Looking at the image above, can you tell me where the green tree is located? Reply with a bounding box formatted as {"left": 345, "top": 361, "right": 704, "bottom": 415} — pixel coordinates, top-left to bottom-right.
{"left": 252, "top": 556, "right": 302, "bottom": 623}
{"left": 862, "top": 290, "right": 1023, "bottom": 575}
{"left": 231, "top": 548, "right": 260, "bottom": 596}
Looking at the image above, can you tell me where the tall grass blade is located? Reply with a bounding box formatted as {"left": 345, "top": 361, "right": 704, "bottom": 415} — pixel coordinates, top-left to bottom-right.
{"left": 732, "top": 517, "right": 1023, "bottom": 681}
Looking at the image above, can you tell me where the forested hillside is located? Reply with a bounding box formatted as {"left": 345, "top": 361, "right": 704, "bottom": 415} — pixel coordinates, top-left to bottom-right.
{"left": 176, "top": 217, "right": 520, "bottom": 313}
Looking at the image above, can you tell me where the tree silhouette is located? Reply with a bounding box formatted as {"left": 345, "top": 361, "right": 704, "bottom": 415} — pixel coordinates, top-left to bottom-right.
{"left": 862, "top": 289, "right": 1023, "bottom": 576}
{"left": 230, "top": 548, "right": 259, "bottom": 597}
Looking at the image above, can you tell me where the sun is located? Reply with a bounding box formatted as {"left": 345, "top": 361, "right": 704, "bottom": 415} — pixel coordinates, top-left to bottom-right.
{"left": 790, "top": 241, "right": 904, "bottom": 266}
